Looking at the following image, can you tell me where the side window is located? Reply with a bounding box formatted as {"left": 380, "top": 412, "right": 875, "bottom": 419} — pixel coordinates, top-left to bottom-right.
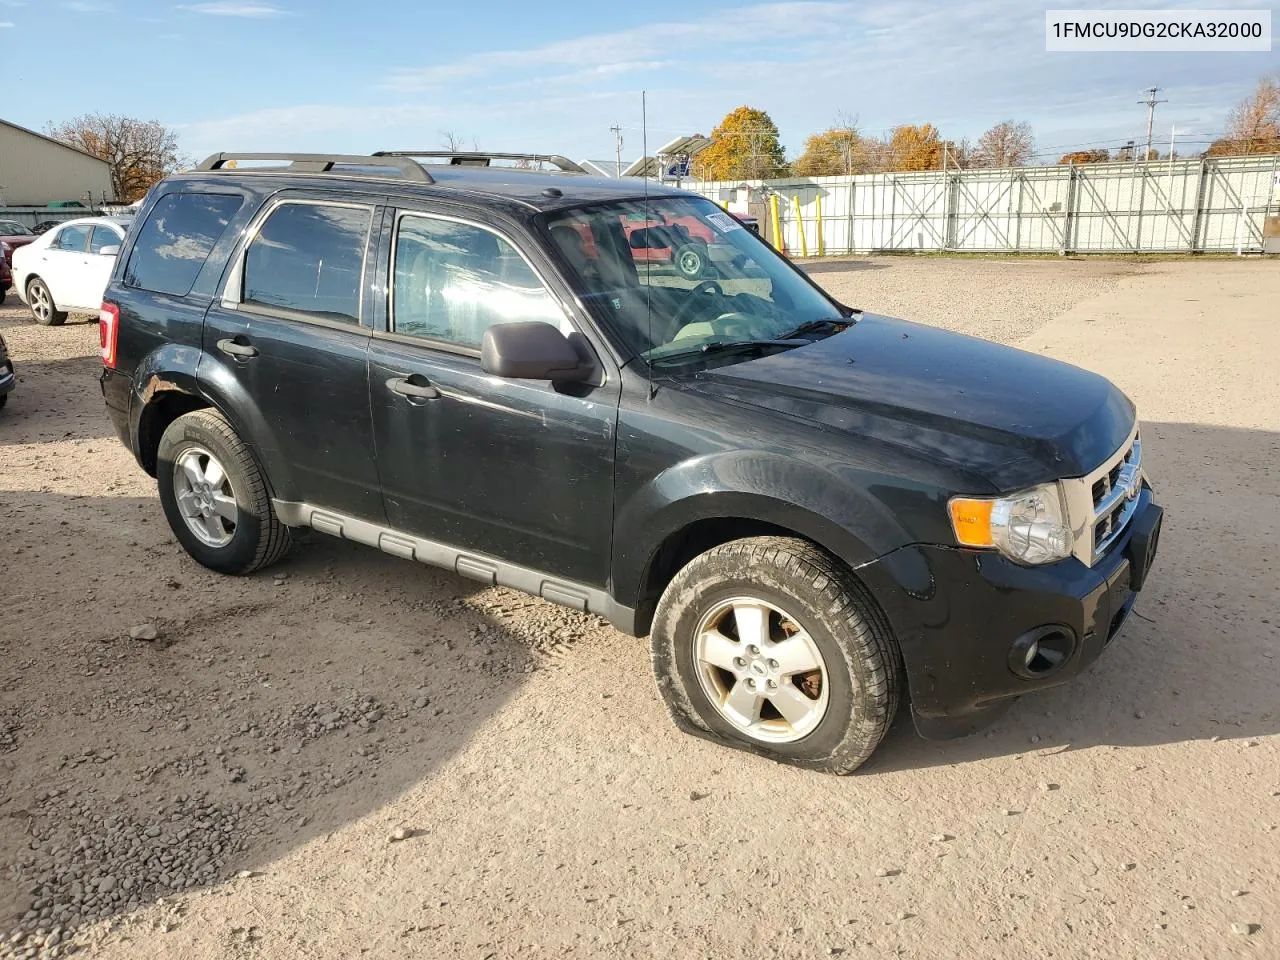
{"left": 124, "top": 193, "right": 243, "bottom": 296}
{"left": 89, "top": 226, "right": 121, "bottom": 255}
{"left": 391, "top": 214, "right": 567, "bottom": 348}
{"left": 52, "top": 225, "right": 90, "bottom": 252}
{"left": 243, "top": 202, "right": 371, "bottom": 323}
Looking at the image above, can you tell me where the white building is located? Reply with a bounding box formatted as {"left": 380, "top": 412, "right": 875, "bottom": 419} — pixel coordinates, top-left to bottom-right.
{"left": 0, "top": 119, "right": 114, "bottom": 207}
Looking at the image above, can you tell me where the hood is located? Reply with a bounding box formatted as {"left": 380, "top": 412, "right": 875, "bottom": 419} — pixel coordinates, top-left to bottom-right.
{"left": 691, "top": 314, "right": 1135, "bottom": 491}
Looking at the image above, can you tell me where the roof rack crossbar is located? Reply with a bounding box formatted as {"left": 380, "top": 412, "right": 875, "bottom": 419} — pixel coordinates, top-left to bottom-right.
{"left": 373, "top": 151, "right": 586, "bottom": 174}
{"left": 195, "top": 153, "right": 434, "bottom": 183}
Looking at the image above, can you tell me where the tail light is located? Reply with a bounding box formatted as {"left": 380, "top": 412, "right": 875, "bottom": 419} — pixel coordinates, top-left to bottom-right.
{"left": 100, "top": 302, "right": 120, "bottom": 368}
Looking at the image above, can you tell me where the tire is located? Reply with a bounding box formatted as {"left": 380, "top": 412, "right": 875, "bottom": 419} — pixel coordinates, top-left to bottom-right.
{"left": 674, "top": 242, "right": 706, "bottom": 280}
{"left": 650, "top": 536, "right": 901, "bottom": 775}
{"left": 27, "top": 278, "right": 67, "bottom": 326}
{"left": 157, "top": 409, "right": 291, "bottom": 575}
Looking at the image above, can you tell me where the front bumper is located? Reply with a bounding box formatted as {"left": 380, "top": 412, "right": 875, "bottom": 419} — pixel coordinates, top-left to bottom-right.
{"left": 861, "top": 487, "right": 1162, "bottom": 739}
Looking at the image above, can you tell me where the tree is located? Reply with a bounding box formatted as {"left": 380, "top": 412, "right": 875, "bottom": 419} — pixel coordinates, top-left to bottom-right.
{"left": 1058, "top": 149, "right": 1111, "bottom": 164}
{"left": 1205, "top": 75, "right": 1280, "bottom": 156}
{"left": 884, "top": 124, "right": 944, "bottom": 171}
{"left": 46, "top": 114, "right": 185, "bottom": 202}
{"left": 970, "top": 120, "right": 1034, "bottom": 168}
{"left": 692, "top": 106, "right": 787, "bottom": 181}
{"left": 793, "top": 125, "right": 869, "bottom": 176}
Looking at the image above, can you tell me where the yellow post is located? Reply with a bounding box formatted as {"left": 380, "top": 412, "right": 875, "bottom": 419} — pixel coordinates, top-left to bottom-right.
{"left": 815, "top": 193, "right": 825, "bottom": 257}
{"left": 792, "top": 195, "right": 808, "bottom": 258}
{"left": 769, "top": 193, "right": 783, "bottom": 250}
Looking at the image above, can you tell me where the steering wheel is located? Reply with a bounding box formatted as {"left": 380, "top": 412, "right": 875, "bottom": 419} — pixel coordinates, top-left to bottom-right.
{"left": 668, "top": 280, "right": 724, "bottom": 328}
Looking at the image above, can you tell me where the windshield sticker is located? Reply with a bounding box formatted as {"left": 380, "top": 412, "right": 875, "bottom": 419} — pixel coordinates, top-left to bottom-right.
{"left": 705, "top": 211, "right": 743, "bottom": 234}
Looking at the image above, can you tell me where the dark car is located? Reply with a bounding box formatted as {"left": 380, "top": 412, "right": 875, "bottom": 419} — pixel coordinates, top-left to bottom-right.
{"left": 0, "top": 330, "right": 14, "bottom": 409}
{"left": 1, "top": 254, "right": 11, "bottom": 304}
{"left": 0, "top": 219, "right": 38, "bottom": 270}
{"left": 100, "top": 151, "right": 1162, "bottom": 774}
{"left": 31, "top": 220, "right": 64, "bottom": 235}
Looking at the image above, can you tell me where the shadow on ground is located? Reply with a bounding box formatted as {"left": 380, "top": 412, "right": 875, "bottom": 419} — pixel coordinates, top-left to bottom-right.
{"left": 0, "top": 353, "right": 114, "bottom": 447}
{"left": 798, "top": 258, "right": 889, "bottom": 275}
{"left": 1, "top": 401, "right": 1277, "bottom": 945}
{"left": 0, "top": 486, "right": 605, "bottom": 949}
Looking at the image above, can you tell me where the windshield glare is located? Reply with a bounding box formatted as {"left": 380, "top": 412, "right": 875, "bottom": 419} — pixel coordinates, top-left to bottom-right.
{"left": 543, "top": 197, "right": 842, "bottom": 364}
{"left": 0, "top": 221, "right": 33, "bottom": 236}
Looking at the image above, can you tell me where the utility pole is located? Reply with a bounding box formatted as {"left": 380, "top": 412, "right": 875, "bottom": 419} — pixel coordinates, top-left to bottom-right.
{"left": 610, "top": 122, "right": 623, "bottom": 178}
{"left": 1139, "top": 87, "right": 1167, "bottom": 162}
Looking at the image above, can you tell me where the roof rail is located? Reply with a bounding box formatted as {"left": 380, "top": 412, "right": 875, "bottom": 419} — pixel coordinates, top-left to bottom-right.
{"left": 195, "top": 153, "right": 434, "bottom": 183}
{"left": 373, "top": 151, "right": 586, "bottom": 174}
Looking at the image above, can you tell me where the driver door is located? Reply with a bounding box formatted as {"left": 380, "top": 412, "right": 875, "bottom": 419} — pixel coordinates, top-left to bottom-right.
{"left": 369, "top": 206, "right": 621, "bottom": 586}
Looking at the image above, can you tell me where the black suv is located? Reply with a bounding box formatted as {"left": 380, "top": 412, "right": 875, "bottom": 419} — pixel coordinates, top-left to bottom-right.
{"left": 101, "top": 151, "right": 1162, "bottom": 774}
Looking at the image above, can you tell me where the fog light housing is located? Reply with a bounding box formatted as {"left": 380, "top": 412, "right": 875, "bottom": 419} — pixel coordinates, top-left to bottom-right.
{"left": 1008, "top": 626, "right": 1076, "bottom": 679}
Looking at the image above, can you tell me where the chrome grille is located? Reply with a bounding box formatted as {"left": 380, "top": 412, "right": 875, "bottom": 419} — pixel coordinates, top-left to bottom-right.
{"left": 1062, "top": 425, "right": 1143, "bottom": 567}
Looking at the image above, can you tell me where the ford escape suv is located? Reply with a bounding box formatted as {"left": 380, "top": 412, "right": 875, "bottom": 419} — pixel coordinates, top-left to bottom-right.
{"left": 100, "top": 151, "right": 1162, "bottom": 774}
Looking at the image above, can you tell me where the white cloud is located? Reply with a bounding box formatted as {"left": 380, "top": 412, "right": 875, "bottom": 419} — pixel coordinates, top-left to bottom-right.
{"left": 177, "top": 0, "right": 1272, "bottom": 166}
{"left": 62, "top": 1, "right": 114, "bottom": 12}
{"left": 177, "top": 104, "right": 446, "bottom": 157}
{"left": 0, "top": 19, "right": 13, "bottom": 27}
{"left": 178, "top": 1, "right": 289, "bottom": 17}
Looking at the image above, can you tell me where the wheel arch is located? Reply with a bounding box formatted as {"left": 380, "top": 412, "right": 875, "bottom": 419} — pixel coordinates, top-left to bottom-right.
{"left": 623, "top": 491, "right": 892, "bottom": 638}
{"left": 131, "top": 353, "right": 297, "bottom": 500}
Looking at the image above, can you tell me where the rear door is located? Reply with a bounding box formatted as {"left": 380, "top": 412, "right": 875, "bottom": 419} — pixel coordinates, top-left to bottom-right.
{"left": 201, "top": 193, "right": 383, "bottom": 521}
{"left": 78, "top": 225, "right": 125, "bottom": 309}
{"left": 367, "top": 205, "right": 620, "bottom": 585}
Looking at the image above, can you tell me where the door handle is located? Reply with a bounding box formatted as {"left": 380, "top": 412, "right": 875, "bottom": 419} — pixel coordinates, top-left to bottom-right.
{"left": 217, "top": 337, "right": 259, "bottom": 359}
{"left": 386, "top": 375, "right": 440, "bottom": 400}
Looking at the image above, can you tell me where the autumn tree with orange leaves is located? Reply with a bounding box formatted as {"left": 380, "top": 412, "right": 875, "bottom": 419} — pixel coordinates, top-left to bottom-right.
{"left": 46, "top": 114, "right": 186, "bottom": 201}
{"left": 692, "top": 106, "right": 788, "bottom": 181}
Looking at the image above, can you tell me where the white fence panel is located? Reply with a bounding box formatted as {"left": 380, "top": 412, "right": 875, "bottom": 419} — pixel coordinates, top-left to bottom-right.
{"left": 690, "top": 155, "right": 1279, "bottom": 255}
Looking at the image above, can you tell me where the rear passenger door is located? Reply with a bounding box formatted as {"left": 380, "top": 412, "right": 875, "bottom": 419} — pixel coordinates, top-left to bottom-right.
{"left": 368, "top": 206, "right": 620, "bottom": 586}
{"left": 201, "top": 194, "right": 384, "bottom": 521}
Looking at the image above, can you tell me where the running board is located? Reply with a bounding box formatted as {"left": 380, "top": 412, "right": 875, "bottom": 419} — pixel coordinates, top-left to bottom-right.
{"left": 272, "top": 500, "right": 636, "bottom": 634}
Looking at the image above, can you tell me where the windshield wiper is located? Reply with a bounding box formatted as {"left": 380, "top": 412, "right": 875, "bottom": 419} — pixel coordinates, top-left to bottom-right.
{"left": 774, "top": 317, "right": 852, "bottom": 340}
{"left": 649, "top": 338, "right": 797, "bottom": 366}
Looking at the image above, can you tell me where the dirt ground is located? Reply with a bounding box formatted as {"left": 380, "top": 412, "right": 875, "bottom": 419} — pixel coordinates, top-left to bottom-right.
{"left": 1, "top": 256, "right": 1277, "bottom": 960}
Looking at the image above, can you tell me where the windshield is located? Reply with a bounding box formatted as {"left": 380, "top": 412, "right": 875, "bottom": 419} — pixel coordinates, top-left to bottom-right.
{"left": 542, "top": 196, "right": 844, "bottom": 365}
{"left": 0, "top": 221, "right": 33, "bottom": 236}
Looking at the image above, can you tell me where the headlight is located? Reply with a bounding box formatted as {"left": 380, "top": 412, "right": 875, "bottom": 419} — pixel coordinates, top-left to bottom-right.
{"left": 948, "top": 483, "right": 1073, "bottom": 565}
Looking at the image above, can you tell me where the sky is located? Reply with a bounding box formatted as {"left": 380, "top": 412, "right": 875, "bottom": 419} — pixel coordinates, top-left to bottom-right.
{"left": 0, "top": 0, "right": 1275, "bottom": 167}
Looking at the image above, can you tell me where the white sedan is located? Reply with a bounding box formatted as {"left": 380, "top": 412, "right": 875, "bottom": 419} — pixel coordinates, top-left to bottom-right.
{"left": 12, "top": 216, "right": 133, "bottom": 325}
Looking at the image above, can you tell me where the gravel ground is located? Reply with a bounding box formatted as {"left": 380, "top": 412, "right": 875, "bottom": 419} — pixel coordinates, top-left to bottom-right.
{"left": 0, "top": 256, "right": 1277, "bottom": 960}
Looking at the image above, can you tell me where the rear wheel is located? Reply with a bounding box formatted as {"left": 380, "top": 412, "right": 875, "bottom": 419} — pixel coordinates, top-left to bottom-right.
{"left": 27, "top": 278, "right": 67, "bottom": 326}
{"left": 650, "top": 536, "right": 901, "bottom": 774}
{"left": 157, "top": 409, "right": 291, "bottom": 574}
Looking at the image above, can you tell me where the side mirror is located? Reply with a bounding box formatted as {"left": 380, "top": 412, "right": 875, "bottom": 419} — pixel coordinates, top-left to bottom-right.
{"left": 481, "top": 321, "right": 593, "bottom": 382}
{"left": 99, "top": 245, "right": 121, "bottom": 257}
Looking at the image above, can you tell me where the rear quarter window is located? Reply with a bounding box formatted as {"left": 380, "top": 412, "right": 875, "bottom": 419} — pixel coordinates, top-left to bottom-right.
{"left": 124, "top": 193, "right": 244, "bottom": 297}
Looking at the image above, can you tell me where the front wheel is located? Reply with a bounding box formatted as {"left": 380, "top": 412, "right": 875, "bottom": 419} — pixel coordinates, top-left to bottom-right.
{"left": 674, "top": 242, "right": 707, "bottom": 280}
{"left": 27, "top": 278, "right": 67, "bottom": 326}
{"left": 157, "top": 409, "right": 291, "bottom": 574}
{"left": 650, "top": 536, "right": 901, "bottom": 774}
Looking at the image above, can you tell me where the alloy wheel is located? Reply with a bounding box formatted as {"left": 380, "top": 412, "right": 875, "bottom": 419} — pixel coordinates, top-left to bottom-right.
{"left": 693, "top": 596, "right": 830, "bottom": 743}
{"left": 172, "top": 446, "right": 239, "bottom": 547}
